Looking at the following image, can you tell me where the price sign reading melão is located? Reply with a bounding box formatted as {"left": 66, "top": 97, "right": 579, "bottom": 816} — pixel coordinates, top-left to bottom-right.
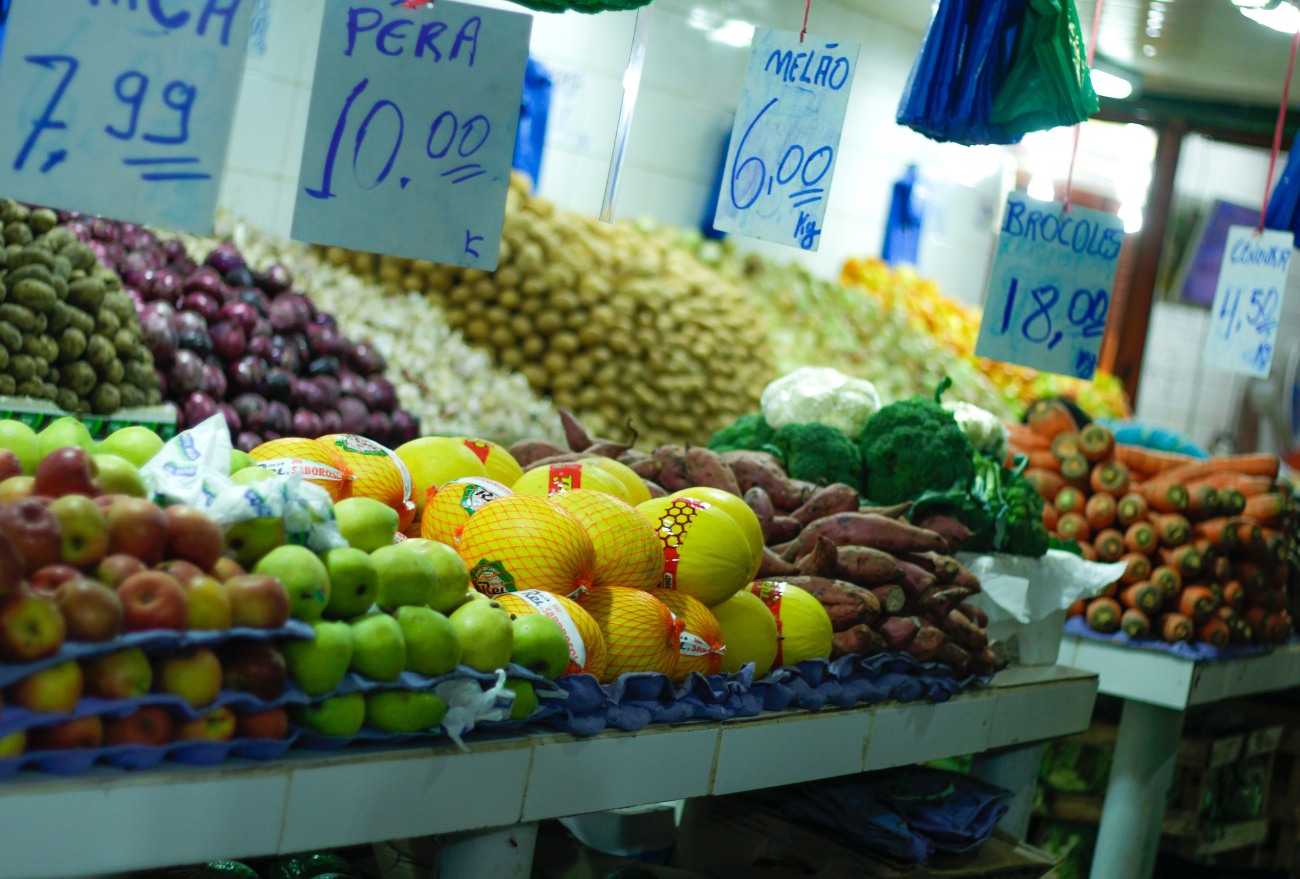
{"left": 0, "top": 0, "right": 253, "bottom": 233}
{"left": 292, "top": 0, "right": 530, "bottom": 271}
{"left": 1202, "top": 225, "right": 1292, "bottom": 378}
{"left": 974, "top": 194, "right": 1124, "bottom": 381}
{"left": 712, "top": 27, "right": 860, "bottom": 252}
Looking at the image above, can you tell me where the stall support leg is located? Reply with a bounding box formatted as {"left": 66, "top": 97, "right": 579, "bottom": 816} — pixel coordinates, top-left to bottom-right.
{"left": 1089, "top": 699, "right": 1184, "bottom": 879}
{"left": 435, "top": 822, "right": 538, "bottom": 879}
{"left": 969, "top": 742, "right": 1045, "bottom": 840}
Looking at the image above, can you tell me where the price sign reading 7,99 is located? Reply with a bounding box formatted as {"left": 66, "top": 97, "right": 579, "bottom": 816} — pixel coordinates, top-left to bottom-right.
{"left": 712, "top": 27, "right": 860, "bottom": 252}
{"left": 291, "top": 0, "right": 530, "bottom": 271}
{"left": 0, "top": 0, "right": 253, "bottom": 233}
{"left": 975, "top": 194, "right": 1125, "bottom": 381}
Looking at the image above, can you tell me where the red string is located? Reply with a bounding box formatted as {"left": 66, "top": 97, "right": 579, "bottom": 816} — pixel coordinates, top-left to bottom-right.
{"left": 1259, "top": 10, "right": 1300, "bottom": 233}
{"left": 800, "top": 0, "right": 811, "bottom": 42}
{"left": 1062, "top": 0, "right": 1104, "bottom": 213}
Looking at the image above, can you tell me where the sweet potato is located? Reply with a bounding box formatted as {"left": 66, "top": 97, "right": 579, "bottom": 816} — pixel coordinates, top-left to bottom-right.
{"left": 757, "top": 547, "right": 799, "bottom": 578}
{"left": 878, "top": 616, "right": 919, "bottom": 650}
{"left": 859, "top": 503, "right": 913, "bottom": 519}
{"left": 940, "top": 609, "right": 989, "bottom": 653}
{"left": 793, "top": 513, "right": 949, "bottom": 558}
{"left": 896, "top": 560, "right": 938, "bottom": 607}
{"left": 959, "top": 602, "right": 989, "bottom": 627}
{"left": 771, "top": 576, "right": 882, "bottom": 630}
{"left": 795, "top": 536, "right": 839, "bottom": 577}
{"left": 652, "top": 445, "right": 691, "bottom": 492}
{"left": 790, "top": 483, "right": 860, "bottom": 525}
{"left": 684, "top": 447, "right": 743, "bottom": 496}
{"left": 906, "top": 625, "right": 945, "bottom": 662}
{"left": 723, "top": 451, "right": 807, "bottom": 509}
{"left": 628, "top": 457, "right": 663, "bottom": 481}
{"left": 585, "top": 440, "right": 630, "bottom": 460}
{"left": 644, "top": 480, "right": 667, "bottom": 499}
{"left": 872, "top": 585, "right": 907, "bottom": 614}
{"left": 916, "top": 515, "right": 971, "bottom": 552}
{"left": 832, "top": 625, "right": 886, "bottom": 659}
{"left": 745, "top": 487, "right": 775, "bottom": 540}
{"left": 951, "top": 563, "right": 981, "bottom": 593}
{"left": 832, "top": 546, "right": 903, "bottom": 586}
{"left": 770, "top": 517, "right": 803, "bottom": 547}
{"left": 508, "top": 438, "right": 569, "bottom": 467}
{"left": 920, "top": 586, "right": 973, "bottom": 621}
{"left": 557, "top": 408, "right": 593, "bottom": 452}
{"left": 935, "top": 641, "right": 973, "bottom": 676}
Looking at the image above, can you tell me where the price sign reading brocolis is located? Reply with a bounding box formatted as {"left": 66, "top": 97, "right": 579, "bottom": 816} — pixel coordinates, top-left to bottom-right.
{"left": 292, "top": 0, "right": 530, "bottom": 271}
{"left": 1202, "top": 225, "right": 1292, "bottom": 378}
{"left": 0, "top": 0, "right": 253, "bottom": 233}
{"left": 712, "top": 27, "right": 860, "bottom": 252}
{"left": 974, "top": 193, "right": 1124, "bottom": 380}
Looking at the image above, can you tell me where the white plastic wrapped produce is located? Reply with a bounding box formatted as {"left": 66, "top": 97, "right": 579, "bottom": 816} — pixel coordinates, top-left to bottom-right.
{"left": 760, "top": 367, "right": 881, "bottom": 435}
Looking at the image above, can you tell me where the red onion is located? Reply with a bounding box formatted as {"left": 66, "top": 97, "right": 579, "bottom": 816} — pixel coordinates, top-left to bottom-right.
{"left": 350, "top": 341, "right": 386, "bottom": 376}
{"left": 205, "top": 244, "right": 245, "bottom": 275}
{"left": 168, "top": 350, "right": 204, "bottom": 396}
{"left": 314, "top": 375, "right": 341, "bottom": 408}
{"left": 224, "top": 266, "right": 255, "bottom": 289}
{"left": 201, "top": 363, "right": 227, "bottom": 401}
{"left": 209, "top": 321, "right": 247, "bottom": 362}
{"left": 180, "top": 292, "right": 219, "bottom": 323}
{"left": 338, "top": 396, "right": 369, "bottom": 434}
{"left": 258, "top": 264, "right": 293, "bottom": 294}
{"left": 141, "top": 313, "right": 177, "bottom": 365}
{"left": 320, "top": 410, "right": 343, "bottom": 436}
{"left": 292, "top": 409, "right": 323, "bottom": 438}
{"left": 228, "top": 356, "right": 268, "bottom": 396}
{"left": 237, "top": 287, "right": 271, "bottom": 317}
{"left": 265, "top": 401, "right": 292, "bottom": 436}
{"left": 218, "top": 403, "right": 242, "bottom": 436}
{"left": 184, "top": 392, "right": 219, "bottom": 426}
{"left": 390, "top": 410, "right": 420, "bottom": 444}
{"left": 232, "top": 393, "right": 268, "bottom": 424}
{"left": 264, "top": 368, "right": 293, "bottom": 402}
{"left": 363, "top": 377, "right": 397, "bottom": 413}
{"left": 338, "top": 369, "right": 366, "bottom": 399}
{"left": 235, "top": 432, "right": 262, "bottom": 453}
{"left": 183, "top": 266, "right": 224, "bottom": 298}
{"left": 366, "top": 412, "right": 392, "bottom": 446}
{"left": 171, "top": 310, "right": 208, "bottom": 336}
{"left": 218, "top": 301, "right": 260, "bottom": 334}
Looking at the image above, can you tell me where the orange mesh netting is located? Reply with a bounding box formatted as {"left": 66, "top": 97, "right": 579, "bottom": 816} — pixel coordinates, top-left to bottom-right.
{"left": 495, "top": 589, "right": 608, "bottom": 679}
{"left": 577, "top": 586, "right": 681, "bottom": 682}
{"left": 318, "top": 434, "right": 415, "bottom": 526}
{"left": 249, "top": 437, "right": 354, "bottom": 501}
{"left": 458, "top": 495, "right": 595, "bottom": 598}
{"left": 421, "top": 476, "right": 513, "bottom": 545}
{"left": 656, "top": 590, "right": 725, "bottom": 678}
{"left": 551, "top": 489, "right": 663, "bottom": 591}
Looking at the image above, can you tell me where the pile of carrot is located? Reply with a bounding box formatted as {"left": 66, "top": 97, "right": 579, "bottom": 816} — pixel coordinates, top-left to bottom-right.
{"left": 1011, "top": 399, "right": 1296, "bottom": 649}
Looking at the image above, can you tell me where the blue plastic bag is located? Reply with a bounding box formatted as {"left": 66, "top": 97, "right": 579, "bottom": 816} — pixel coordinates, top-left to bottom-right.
{"left": 512, "top": 58, "right": 552, "bottom": 187}
{"left": 1265, "top": 145, "right": 1300, "bottom": 237}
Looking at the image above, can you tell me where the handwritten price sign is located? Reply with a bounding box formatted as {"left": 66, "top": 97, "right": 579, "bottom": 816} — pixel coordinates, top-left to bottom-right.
{"left": 1202, "top": 225, "right": 1292, "bottom": 377}
{"left": 291, "top": 0, "right": 530, "bottom": 271}
{"left": 974, "top": 194, "right": 1123, "bottom": 381}
{"left": 0, "top": 0, "right": 253, "bottom": 233}
{"left": 712, "top": 27, "right": 859, "bottom": 252}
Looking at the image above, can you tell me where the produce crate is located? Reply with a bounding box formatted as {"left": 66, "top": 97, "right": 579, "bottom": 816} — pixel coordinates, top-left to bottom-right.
{"left": 0, "top": 397, "right": 177, "bottom": 439}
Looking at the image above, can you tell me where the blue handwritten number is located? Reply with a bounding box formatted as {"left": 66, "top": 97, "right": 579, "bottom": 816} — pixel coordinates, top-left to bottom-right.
{"left": 1219, "top": 288, "right": 1241, "bottom": 341}
{"left": 306, "top": 79, "right": 369, "bottom": 200}
{"left": 1067, "top": 288, "right": 1109, "bottom": 338}
{"left": 1022, "top": 285, "right": 1059, "bottom": 343}
{"left": 458, "top": 115, "right": 489, "bottom": 157}
{"left": 1248, "top": 287, "right": 1279, "bottom": 333}
{"left": 353, "top": 100, "right": 404, "bottom": 189}
{"left": 106, "top": 72, "right": 148, "bottom": 140}
{"left": 730, "top": 98, "right": 777, "bottom": 211}
{"left": 999, "top": 279, "right": 1018, "bottom": 334}
{"left": 14, "top": 56, "right": 78, "bottom": 172}
{"left": 426, "top": 111, "right": 457, "bottom": 159}
{"left": 143, "top": 81, "right": 198, "bottom": 145}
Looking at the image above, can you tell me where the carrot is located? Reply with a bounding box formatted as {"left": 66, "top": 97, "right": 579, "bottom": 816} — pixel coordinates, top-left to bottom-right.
{"left": 1207, "top": 581, "right": 1225, "bottom": 606}
{"left": 1055, "top": 486, "right": 1086, "bottom": 515}
{"left": 1121, "top": 581, "right": 1162, "bottom": 613}
{"left": 1060, "top": 455, "right": 1091, "bottom": 485}
{"left": 1124, "top": 521, "right": 1157, "bottom": 554}
{"left": 1057, "top": 512, "right": 1090, "bottom": 542}
{"left": 1232, "top": 561, "right": 1266, "bottom": 593}
{"left": 1266, "top": 611, "right": 1294, "bottom": 643}
{"left": 1189, "top": 474, "right": 1274, "bottom": 497}
{"left": 1231, "top": 517, "right": 1264, "bottom": 548}
{"left": 1185, "top": 485, "right": 1221, "bottom": 521}
{"left": 1067, "top": 598, "right": 1087, "bottom": 619}
{"left": 1008, "top": 423, "right": 1052, "bottom": 451}
{"left": 1219, "top": 488, "right": 1246, "bottom": 517}
{"left": 1086, "top": 596, "right": 1122, "bottom": 633}
{"left": 1178, "top": 585, "right": 1219, "bottom": 622}
{"left": 1225, "top": 612, "right": 1252, "bottom": 645}
{"left": 1085, "top": 493, "right": 1117, "bottom": 531}
{"left": 1078, "top": 540, "right": 1098, "bottom": 562}
{"left": 1050, "top": 432, "right": 1080, "bottom": 460}
{"left": 1151, "top": 565, "right": 1181, "bottom": 598}
{"left": 1222, "top": 580, "right": 1245, "bottom": 611}
{"left": 1260, "top": 528, "right": 1289, "bottom": 564}
{"left": 1023, "top": 450, "right": 1063, "bottom": 473}
{"left": 1150, "top": 513, "right": 1191, "bottom": 547}
{"left": 1116, "top": 492, "right": 1149, "bottom": 526}
{"left": 1027, "top": 399, "right": 1078, "bottom": 439}
{"left": 1098, "top": 574, "right": 1116, "bottom": 596}
{"left": 1023, "top": 468, "right": 1066, "bottom": 501}
{"left": 1161, "top": 545, "right": 1203, "bottom": 578}
{"left": 1191, "top": 518, "right": 1238, "bottom": 551}
{"left": 1191, "top": 537, "right": 1217, "bottom": 565}
{"left": 1121, "top": 608, "right": 1150, "bottom": 639}
{"left": 1138, "top": 480, "right": 1189, "bottom": 513}
{"left": 1042, "top": 504, "right": 1059, "bottom": 532}
{"left": 1093, "top": 528, "right": 1126, "bottom": 563}
{"left": 1157, "top": 612, "right": 1193, "bottom": 643}
{"left": 1244, "top": 606, "right": 1268, "bottom": 635}
{"left": 1212, "top": 556, "right": 1232, "bottom": 584}
{"left": 1090, "top": 461, "right": 1131, "bottom": 495}
{"left": 1277, "top": 476, "right": 1294, "bottom": 496}
{"left": 1197, "top": 617, "right": 1230, "bottom": 648}
{"left": 1078, "top": 424, "right": 1115, "bottom": 463}
{"left": 1243, "top": 493, "right": 1290, "bottom": 527}
{"left": 1114, "top": 444, "right": 1194, "bottom": 477}
{"left": 1120, "top": 552, "right": 1152, "bottom": 584}
{"left": 1161, "top": 453, "right": 1281, "bottom": 484}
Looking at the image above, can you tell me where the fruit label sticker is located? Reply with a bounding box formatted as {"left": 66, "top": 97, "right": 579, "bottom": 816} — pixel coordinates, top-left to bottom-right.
{"left": 548, "top": 463, "right": 584, "bottom": 493}
{"left": 457, "top": 478, "right": 509, "bottom": 515}
{"left": 712, "top": 28, "right": 860, "bottom": 252}
{"left": 680, "top": 631, "right": 724, "bottom": 657}
{"left": 469, "top": 558, "right": 515, "bottom": 595}
{"left": 292, "top": 0, "right": 531, "bottom": 270}
{"left": 975, "top": 193, "right": 1123, "bottom": 380}
{"left": 751, "top": 581, "right": 785, "bottom": 668}
{"left": 650, "top": 498, "right": 705, "bottom": 590}
{"left": 0, "top": 0, "right": 253, "bottom": 232}
{"left": 517, "top": 589, "right": 586, "bottom": 669}
{"left": 1202, "top": 225, "right": 1292, "bottom": 377}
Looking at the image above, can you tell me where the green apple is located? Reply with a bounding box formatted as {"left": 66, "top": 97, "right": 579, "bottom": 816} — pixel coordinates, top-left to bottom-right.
{"left": 322, "top": 547, "right": 378, "bottom": 620}
{"left": 0, "top": 420, "right": 39, "bottom": 475}
{"left": 282, "top": 620, "right": 354, "bottom": 696}
{"left": 254, "top": 546, "right": 330, "bottom": 621}
{"left": 334, "top": 497, "right": 399, "bottom": 552}
{"left": 0, "top": 730, "right": 24, "bottom": 757}
{"left": 393, "top": 538, "right": 471, "bottom": 614}
{"left": 449, "top": 600, "right": 513, "bottom": 672}
{"left": 97, "top": 426, "right": 164, "bottom": 468}
{"left": 225, "top": 516, "right": 286, "bottom": 567}
{"left": 348, "top": 613, "right": 406, "bottom": 681}
{"left": 395, "top": 605, "right": 461, "bottom": 677}
{"left": 230, "top": 466, "right": 275, "bottom": 486}
{"left": 229, "top": 449, "right": 254, "bottom": 475}
{"left": 289, "top": 693, "right": 365, "bottom": 738}
{"left": 93, "top": 454, "right": 146, "bottom": 497}
{"left": 371, "top": 545, "right": 436, "bottom": 611}
{"left": 364, "top": 690, "right": 447, "bottom": 733}
{"left": 37, "top": 416, "right": 95, "bottom": 459}
{"left": 511, "top": 614, "right": 570, "bottom": 679}
{"left": 504, "top": 680, "right": 538, "bottom": 721}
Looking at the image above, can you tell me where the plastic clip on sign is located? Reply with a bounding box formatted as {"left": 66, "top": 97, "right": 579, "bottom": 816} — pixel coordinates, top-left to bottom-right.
{"left": 291, "top": 0, "right": 531, "bottom": 270}
{"left": 712, "top": 27, "right": 860, "bottom": 252}
{"left": 973, "top": 192, "right": 1123, "bottom": 380}
{"left": 1202, "top": 226, "right": 1292, "bottom": 378}
{"left": 0, "top": 0, "right": 253, "bottom": 233}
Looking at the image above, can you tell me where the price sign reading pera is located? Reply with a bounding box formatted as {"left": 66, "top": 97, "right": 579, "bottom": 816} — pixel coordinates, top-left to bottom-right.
{"left": 712, "top": 27, "right": 860, "bottom": 252}
{"left": 292, "top": 0, "right": 530, "bottom": 270}
{"left": 0, "top": 0, "right": 253, "bottom": 233}
{"left": 1203, "top": 226, "right": 1292, "bottom": 377}
{"left": 974, "top": 194, "right": 1124, "bottom": 381}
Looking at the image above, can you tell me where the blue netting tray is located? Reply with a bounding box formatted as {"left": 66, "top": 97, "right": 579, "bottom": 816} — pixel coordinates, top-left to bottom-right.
{"left": 0, "top": 730, "right": 299, "bottom": 780}
{"left": 1063, "top": 616, "right": 1298, "bottom": 662}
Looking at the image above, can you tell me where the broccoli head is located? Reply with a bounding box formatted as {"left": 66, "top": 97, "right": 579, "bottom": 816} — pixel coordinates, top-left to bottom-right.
{"left": 858, "top": 385, "right": 975, "bottom": 505}
{"left": 708, "top": 413, "right": 782, "bottom": 460}
{"left": 772, "top": 422, "right": 862, "bottom": 487}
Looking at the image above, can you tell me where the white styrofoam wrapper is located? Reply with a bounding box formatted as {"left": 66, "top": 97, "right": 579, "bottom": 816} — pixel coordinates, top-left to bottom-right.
{"left": 435, "top": 669, "right": 514, "bottom": 751}
{"left": 760, "top": 366, "right": 881, "bottom": 435}
{"left": 957, "top": 550, "right": 1125, "bottom": 625}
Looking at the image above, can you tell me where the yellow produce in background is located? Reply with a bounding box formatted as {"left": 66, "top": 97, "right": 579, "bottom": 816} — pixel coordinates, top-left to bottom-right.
{"left": 460, "top": 438, "right": 524, "bottom": 487}
{"left": 580, "top": 456, "right": 651, "bottom": 506}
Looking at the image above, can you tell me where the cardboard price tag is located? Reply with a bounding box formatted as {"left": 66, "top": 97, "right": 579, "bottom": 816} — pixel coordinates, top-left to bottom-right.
{"left": 292, "top": 0, "right": 530, "bottom": 271}
{"left": 1202, "top": 225, "right": 1292, "bottom": 378}
{"left": 712, "top": 28, "right": 859, "bottom": 252}
{"left": 0, "top": 0, "right": 253, "bottom": 233}
{"left": 974, "top": 193, "right": 1124, "bottom": 380}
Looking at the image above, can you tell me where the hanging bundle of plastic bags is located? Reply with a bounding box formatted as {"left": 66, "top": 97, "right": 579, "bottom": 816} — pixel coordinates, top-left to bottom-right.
{"left": 991, "top": 0, "right": 1100, "bottom": 137}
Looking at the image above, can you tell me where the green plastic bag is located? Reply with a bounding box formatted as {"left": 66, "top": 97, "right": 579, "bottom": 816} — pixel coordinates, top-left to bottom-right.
{"left": 990, "top": 0, "right": 1099, "bottom": 136}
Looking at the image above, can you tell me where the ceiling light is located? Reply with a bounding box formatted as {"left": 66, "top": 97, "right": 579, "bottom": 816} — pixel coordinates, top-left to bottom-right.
{"left": 1028, "top": 174, "right": 1055, "bottom": 202}
{"left": 1241, "top": 3, "right": 1300, "bottom": 32}
{"left": 708, "top": 19, "right": 754, "bottom": 46}
{"left": 1232, "top": 0, "right": 1282, "bottom": 8}
{"left": 1146, "top": 26, "right": 1162, "bottom": 35}
{"left": 1148, "top": 10, "right": 1165, "bottom": 21}
{"left": 1091, "top": 69, "right": 1135, "bottom": 98}
{"left": 1144, "top": 44, "right": 1157, "bottom": 55}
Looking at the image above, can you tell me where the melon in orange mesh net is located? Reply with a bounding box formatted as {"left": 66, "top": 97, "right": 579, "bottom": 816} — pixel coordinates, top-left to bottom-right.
{"left": 421, "top": 476, "right": 514, "bottom": 545}
{"left": 319, "top": 434, "right": 416, "bottom": 527}
{"left": 635, "top": 497, "right": 751, "bottom": 607}
{"left": 248, "top": 438, "right": 354, "bottom": 501}
{"left": 494, "top": 589, "right": 608, "bottom": 679}
{"left": 458, "top": 495, "right": 595, "bottom": 598}
{"left": 549, "top": 489, "right": 663, "bottom": 591}
{"left": 656, "top": 590, "right": 725, "bottom": 679}
{"left": 576, "top": 586, "right": 681, "bottom": 682}
{"left": 513, "top": 462, "right": 629, "bottom": 501}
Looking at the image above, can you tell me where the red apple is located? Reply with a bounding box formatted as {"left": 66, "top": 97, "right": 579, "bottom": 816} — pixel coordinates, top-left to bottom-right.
{"left": 93, "top": 494, "right": 123, "bottom": 515}
{"left": 118, "top": 571, "right": 188, "bottom": 631}
{"left": 33, "top": 447, "right": 99, "bottom": 498}
{"left": 0, "top": 499, "right": 63, "bottom": 574}
{"left": 175, "top": 706, "right": 236, "bottom": 742}
{"left": 0, "top": 531, "right": 25, "bottom": 600}
{"left": 83, "top": 647, "right": 152, "bottom": 699}
{"left": 164, "top": 505, "right": 223, "bottom": 572}
{"left": 54, "top": 579, "right": 122, "bottom": 642}
{"left": 27, "top": 715, "right": 102, "bottom": 751}
{"left": 97, "top": 554, "right": 147, "bottom": 590}
{"left": 0, "top": 592, "right": 66, "bottom": 661}
{"left": 212, "top": 557, "right": 246, "bottom": 583}
{"left": 236, "top": 706, "right": 289, "bottom": 740}
{"left": 155, "top": 559, "right": 205, "bottom": 586}
{"left": 225, "top": 575, "right": 291, "bottom": 629}
{"left": 5, "top": 660, "right": 82, "bottom": 712}
{"left": 107, "top": 498, "right": 168, "bottom": 566}
{"left": 103, "top": 706, "right": 174, "bottom": 747}
{"left": 0, "top": 476, "right": 34, "bottom": 504}
{"left": 29, "top": 564, "right": 82, "bottom": 598}
{"left": 219, "top": 640, "right": 286, "bottom": 701}
{"left": 0, "top": 450, "right": 23, "bottom": 484}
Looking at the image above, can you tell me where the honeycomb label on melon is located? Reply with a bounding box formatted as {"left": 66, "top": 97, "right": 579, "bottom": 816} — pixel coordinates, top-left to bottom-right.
{"left": 750, "top": 581, "right": 786, "bottom": 668}
{"left": 469, "top": 559, "right": 518, "bottom": 596}
{"left": 515, "top": 589, "right": 587, "bottom": 669}
{"left": 648, "top": 498, "right": 706, "bottom": 590}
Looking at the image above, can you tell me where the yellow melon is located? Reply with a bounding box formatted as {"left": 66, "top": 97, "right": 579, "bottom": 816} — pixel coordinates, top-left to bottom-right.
{"left": 656, "top": 590, "right": 725, "bottom": 679}
{"left": 249, "top": 437, "right": 354, "bottom": 501}
{"left": 580, "top": 457, "right": 651, "bottom": 506}
{"left": 421, "top": 476, "right": 513, "bottom": 545}
{"left": 748, "top": 580, "right": 833, "bottom": 667}
{"left": 550, "top": 489, "right": 663, "bottom": 591}
{"left": 635, "top": 497, "right": 752, "bottom": 607}
{"left": 461, "top": 438, "right": 524, "bottom": 488}
{"left": 319, "top": 434, "right": 416, "bottom": 528}
{"left": 711, "top": 589, "right": 779, "bottom": 677}
{"left": 458, "top": 495, "right": 595, "bottom": 598}
{"left": 671, "top": 487, "right": 764, "bottom": 580}
{"left": 576, "top": 586, "right": 679, "bottom": 682}
{"left": 394, "top": 437, "right": 488, "bottom": 516}
{"left": 512, "top": 462, "right": 629, "bottom": 501}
